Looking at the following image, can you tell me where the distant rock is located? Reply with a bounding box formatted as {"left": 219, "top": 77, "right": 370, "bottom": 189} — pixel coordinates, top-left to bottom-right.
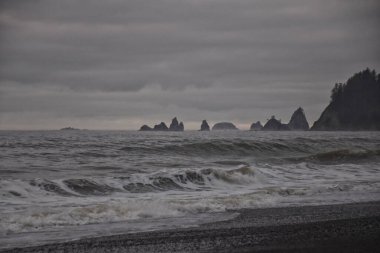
{"left": 153, "top": 122, "right": 169, "bottom": 131}
{"left": 169, "top": 117, "right": 184, "bottom": 131}
{"left": 200, "top": 120, "right": 210, "bottom": 131}
{"left": 178, "top": 122, "right": 184, "bottom": 131}
{"left": 212, "top": 122, "right": 238, "bottom": 130}
{"left": 60, "top": 127, "right": 80, "bottom": 131}
{"left": 311, "top": 69, "right": 380, "bottom": 130}
{"left": 263, "top": 116, "right": 289, "bottom": 131}
{"left": 288, "top": 107, "right": 309, "bottom": 130}
{"left": 139, "top": 117, "right": 185, "bottom": 131}
{"left": 139, "top": 125, "right": 152, "bottom": 131}
{"left": 250, "top": 121, "right": 263, "bottom": 131}
{"left": 169, "top": 117, "right": 179, "bottom": 130}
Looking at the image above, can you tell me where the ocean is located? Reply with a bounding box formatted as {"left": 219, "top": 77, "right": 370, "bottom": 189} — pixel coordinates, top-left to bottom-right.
{"left": 0, "top": 130, "right": 379, "bottom": 249}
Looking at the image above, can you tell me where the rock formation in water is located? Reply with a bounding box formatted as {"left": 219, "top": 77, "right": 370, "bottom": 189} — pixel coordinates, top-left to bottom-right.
{"left": 139, "top": 117, "right": 184, "bottom": 131}
{"left": 139, "top": 125, "right": 153, "bottom": 131}
{"left": 311, "top": 69, "right": 380, "bottom": 130}
{"left": 250, "top": 121, "right": 263, "bottom": 131}
{"left": 60, "top": 127, "right": 80, "bottom": 131}
{"left": 153, "top": 122, "right": 169, "bottom": 131}
{"left": 169, "top": 117, "right": 184, "bottom": 131}
{"left": 200, "top": 120, "right": 210, "bottom": 131}
{"left": 212, "top": 122, "right": 238, "bottom": 130}
{"left": 288, "top": 107, "right": 309, "bottom": 130}
{"left": 263, "top": 116, "right": 289, "bottom": 131}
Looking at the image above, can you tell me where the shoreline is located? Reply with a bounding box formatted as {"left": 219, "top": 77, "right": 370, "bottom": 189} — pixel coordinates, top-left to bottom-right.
{"left": 2, "top": 201, "right": 380, "bottom": 252}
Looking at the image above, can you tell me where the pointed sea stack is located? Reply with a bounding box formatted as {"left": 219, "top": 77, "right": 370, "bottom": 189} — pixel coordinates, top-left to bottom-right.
{"left": 288, "top": 107, "right": 309, "bottom": 130}
{"left": 200, "top": 120, "right": 210, "bottom": 131}
{"left": 153, "top": 122, "right": 169, "bottom": 131}
{"left": 250, "top": 121, "right": 263, "bottom": 131}
{"left": 212, "top": 122, "right": 238, "bottom": 130}
{"left": 263, "top": 116, "right": 289, "bottom": 131}
{"left": 139, "top": 125, "right": 152, "bottom": 131}
{"left": 169, "top": 117, "right": 184, "bottom": 131}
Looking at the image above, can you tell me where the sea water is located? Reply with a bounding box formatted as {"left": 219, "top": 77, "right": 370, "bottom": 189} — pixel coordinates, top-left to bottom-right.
{"left": 0, "top": 130, "right": 379, "bottom": 248}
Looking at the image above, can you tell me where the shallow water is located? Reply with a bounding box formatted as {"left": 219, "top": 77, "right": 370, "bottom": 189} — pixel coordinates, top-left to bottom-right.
{"left": 0, "top": 130, "right": 379, "bottom": 249}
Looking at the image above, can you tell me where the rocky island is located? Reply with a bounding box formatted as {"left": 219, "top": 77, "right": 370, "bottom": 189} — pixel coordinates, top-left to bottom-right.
{"left": 212, "top": 122, "right": 238, "bottom": 130}
{"left": 311, "top": 69, "right": 380, "bottom": 130}
{"left": 138, "top": 69, "right": 379, "bottom": 132}
{"left": 139, "top": 117, "right": 184, "bottom": 131}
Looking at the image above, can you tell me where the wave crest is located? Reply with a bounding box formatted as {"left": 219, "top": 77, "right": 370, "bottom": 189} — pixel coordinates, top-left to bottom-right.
{"left": 290, "top": 149, "right": 380, "bottom": 163}
{"left": 1, "top": 165, "right": 256, "bottom": 198}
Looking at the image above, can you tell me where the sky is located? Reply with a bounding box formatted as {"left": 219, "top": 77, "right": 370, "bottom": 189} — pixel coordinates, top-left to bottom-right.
{"left": 0, "top": 0, "right": 379, "bottom": 130}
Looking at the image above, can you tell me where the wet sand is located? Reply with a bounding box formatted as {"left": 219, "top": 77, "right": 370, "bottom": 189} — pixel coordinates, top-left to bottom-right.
{"left": 2, "top": 201, "right": 380, "bottom": 252}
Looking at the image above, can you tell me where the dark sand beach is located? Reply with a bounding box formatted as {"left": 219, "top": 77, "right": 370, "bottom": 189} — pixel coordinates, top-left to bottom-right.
{"left": 2, "top": 201, "right": 380, "bottom": 253}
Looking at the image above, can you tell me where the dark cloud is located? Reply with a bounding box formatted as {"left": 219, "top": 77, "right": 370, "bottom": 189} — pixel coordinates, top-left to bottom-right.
{"left": 0, "top": 0, "right": 379, "bottom": 129}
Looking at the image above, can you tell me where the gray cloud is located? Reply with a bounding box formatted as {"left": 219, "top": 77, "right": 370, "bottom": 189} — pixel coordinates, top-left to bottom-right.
{"left": 0, "top": 0, "right": 379, "bottom": 129}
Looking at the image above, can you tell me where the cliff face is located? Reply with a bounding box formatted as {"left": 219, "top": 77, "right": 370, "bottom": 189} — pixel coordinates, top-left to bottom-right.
{"left": 312, "top": 69, "right": 380, "bottom": 130}
{"left": 288, "top": 107, "right": 309, "bottom": 130}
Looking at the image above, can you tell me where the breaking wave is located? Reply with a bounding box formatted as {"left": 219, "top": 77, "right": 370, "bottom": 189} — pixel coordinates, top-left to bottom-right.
{"left": 1, "top": 161, "right": 380, "bottom": 234}
{"left": 0, "top": 165, "right": 256, "bottom": 199}
{"left": 1, "top": 131, "right": 380, "bottom": 240}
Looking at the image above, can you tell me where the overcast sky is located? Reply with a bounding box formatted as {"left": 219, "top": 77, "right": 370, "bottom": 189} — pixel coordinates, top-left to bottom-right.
{"left": 0, "top": 0, "right": 379, "bottom": 130}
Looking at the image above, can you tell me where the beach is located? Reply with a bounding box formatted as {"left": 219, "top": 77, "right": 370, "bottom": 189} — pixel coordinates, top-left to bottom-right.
{"left": 2, "top": 201, "right": 380, "bottom": 252}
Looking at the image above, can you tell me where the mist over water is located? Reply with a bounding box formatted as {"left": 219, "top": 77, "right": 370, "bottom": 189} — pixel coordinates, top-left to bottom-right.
{"left": 0, "top": 130, "right": 380, "bottom": 248}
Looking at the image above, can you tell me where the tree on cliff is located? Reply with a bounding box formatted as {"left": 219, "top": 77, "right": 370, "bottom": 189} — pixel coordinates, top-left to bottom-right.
{"left": 312, "top": 68, "right": 380, "bottom": 130}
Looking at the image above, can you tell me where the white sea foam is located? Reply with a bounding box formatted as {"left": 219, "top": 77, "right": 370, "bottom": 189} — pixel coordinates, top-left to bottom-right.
{"left": 1, "top": 162, "right": 379, "bottom": 235}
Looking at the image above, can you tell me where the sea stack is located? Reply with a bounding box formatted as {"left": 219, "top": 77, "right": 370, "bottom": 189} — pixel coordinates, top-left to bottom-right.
{"left": 250, "top": 121, "right": 263, "bottom": 131}
{"left": 140, "top": 117, "right": 185, "bottom": 131}
{"left": 263, "top": 116, "right": 289, "bottom": 131}
{"left": 212, "top": 122, "right": 238, "bottom": 130}
{"left": 153, "top": 122, "right": 169, "bottom": 131}
{"left": 178, "top": 122, "right": 184, "bottom": 131}
{"left": 200, "top": 120, "right": 210, "bottom": 131}
{"left": 311, "top": 69, "right": 380, "bottom": 130}
{"left": 139, "top": 125, "right": 152, "bottom": 131}
{"left": 288, "top": 107, "right": 309, "bottom": 130}
{"left": 169, "top": 117, "right": 184, "bottom": 131}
